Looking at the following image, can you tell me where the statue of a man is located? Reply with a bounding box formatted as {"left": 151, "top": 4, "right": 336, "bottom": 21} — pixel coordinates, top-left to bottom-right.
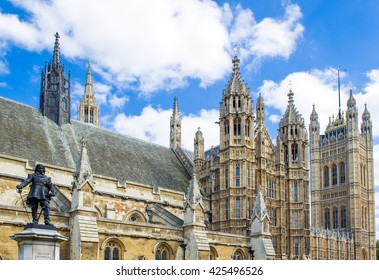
{"left": 16, "top": 164, "right": 56, "bottom": 225}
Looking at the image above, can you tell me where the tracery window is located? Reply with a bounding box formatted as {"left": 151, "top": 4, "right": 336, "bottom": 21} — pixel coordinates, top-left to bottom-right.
{"left": 294, "top": 181, "right": 298, "bottom": 202}
{"left": 325, "top": 208, "right": 330, "bottom": 229}
{"left": 236, "top": 197, "right": 241, "bottom": 219}
{"left": 333, "top": 207, "right": 338, "bottom": 229}
{"left": 341, "top": 206, "right": 347, "bottom": 228}
{"left": 155, "top": 243, "right": 171, "bottom": 260}
{"left": 340, "top": 162, "right": 346, "bottom": 184}
{"left": 332, "top": 164, "right": 337, "bottom": 185}
{"left": 324, "top": 166, "right": 330, "bottom": 188}
{"left": 104, "top": 241, "right": 121, "bottom": 260}
{"left": 235, "top": 164, "right": 240, "bottom": 187}
{"left": 49, "top": 94, "right": 56, "bottom": 106}
{"left": 232, "top": 249, "right": 245, "bottom": 260}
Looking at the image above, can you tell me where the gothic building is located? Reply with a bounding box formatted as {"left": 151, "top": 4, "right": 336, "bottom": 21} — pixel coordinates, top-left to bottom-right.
{"left": 309, "top": 90, "right": 376, "bottom": 259}
{"left": 40, "top": 32, "right": 71, "bottom": 126}
{"left": 194, "top": 56, "right": 310, "bottom": 258}
{"left": 0, "top": 34, "right": 375, "bottom": 260}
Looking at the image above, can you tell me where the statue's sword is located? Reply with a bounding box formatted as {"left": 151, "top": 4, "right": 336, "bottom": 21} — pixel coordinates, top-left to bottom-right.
{"left": 17, "top": 190, "right": 31, "bottom": 223}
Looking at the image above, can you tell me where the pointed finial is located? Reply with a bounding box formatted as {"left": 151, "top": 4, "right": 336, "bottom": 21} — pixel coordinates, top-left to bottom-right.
{"left": 53, "top": 32, "right": 61, "bottom": 66}
{"left": 232, "top": 55, "right": 240, "bottom": 72}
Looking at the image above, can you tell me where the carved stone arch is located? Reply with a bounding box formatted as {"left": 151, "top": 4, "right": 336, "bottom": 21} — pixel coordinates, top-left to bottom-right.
{"left": 95, "top": 205, "right": 104, "bottom": 218}
{"left": 100, "top": 237, "right": 127, "bottom": 252}
{"left": 362, "top": 248, "right": 368, "bottom": 260}
{"left": 125, "top": 210, "right": 147, "bottom": 223}
{"left": 13, "top": 193, "right": 29, "bottom": 207}
{"left": 100, "top": 237, "right": 127, "bottom": 260}
{"left": 153, "top": 242, "right": 174, "bottom": 260}
{"left": 209, "top": 246, "right": 218, "bottom": 260}
{"left": 232, "top": 247, "right": 246, "bottom": 260}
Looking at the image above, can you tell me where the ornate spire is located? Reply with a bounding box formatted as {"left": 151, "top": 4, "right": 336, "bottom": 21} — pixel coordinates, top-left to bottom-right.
{"left": 310, "top": 104, "right": 318, "bottom": 122}
{"left": 225, "top": 56, "right": 249, "bottom": 96}
{"left": 84, "top": 59, "right": 94, "bottom": 96}
{"left": 347, "top": 88, "right": 356, "bottom": 108}
{"left": 252, "top": 186, "right": 269, "bottom": 221}
{"left": 186, "top": 172, "right": 203, "bottom": 207}
{"left": 53, "top": 32, "right": 61, "bottom": 67}
{"left": 170, "top": 96, "right": 182, "bottom": 149}
{"left": 79, "top": 59, "right": 99, "bottom": 126}
{"left": 76, "top": 137, "right": 94, "bottom": 186}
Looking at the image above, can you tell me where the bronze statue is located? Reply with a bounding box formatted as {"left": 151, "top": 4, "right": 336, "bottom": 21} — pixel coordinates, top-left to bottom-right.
{"left": 16, "top": 164, "right": 56, "bottom": 226}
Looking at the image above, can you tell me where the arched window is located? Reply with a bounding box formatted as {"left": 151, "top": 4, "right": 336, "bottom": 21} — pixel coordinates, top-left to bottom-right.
{"left": 325, "top": 208, "right": 330, "bottom": 229}
{"left": 341, "top": 206, "right": 347, "bottom": 228}
{"left": 294, "top": 238, "right": 299, "bottom": 256}
{"left": 225, "top": 198, "right": 229, "bottom": 220}
{"left": 235, "top": 164, "right": 240, "bottom": 187}
{"left": 232, "top": 249, "right": 245, "bottom": 260}
{"left": 236, "top": 197, "right": 241, "bottom": 219}
{"left": 291, "top": 144, "right": 298, "bottom": 161}
{"left": 284, "top": 144, "right": 288, "bottom": 162}
{"left": 324, "top": 166, "right": 330, "bottom": 188}
{"left": 49, "top": 94, "right": 56, "bottom": 106}
{"left": 233, "top": 118, "right": 241, "bottom": 136}
{"left": 225, "top": 168, "right": 229, "bottom": 189}
{"left": 90, "top": 108, "right": 94, "bottom": 123}
{"left": 245, "top": 123, "right": 250, "bottom": 137}
{"left": 62, "top": 98, "right": 68, "bottom": 110}
{"left": 340, "top": 162, "right": 346, "bottom": 184}
{"left": 155, "top": 243, "right": 172, "bottom": 260}
{"left": 332, "top": 164, "right": 337, "bottom": 185}
{"left": 294, "top": 211, "right": 299, "bottom": 228}
{"left": 209, "top": 247, "right": 218, "bottom": 260}
{"left": 333, "top": 207, "right": 338, "bottom": 229}
{"left": 294, "top": 181, "right": 298, "bottom": 202}
{"left": 246, "top": 168, "right": 250, "bottom": 188}
{"left": 224, "top": 120, "right": 229, "bottom": 135}
{"left": 84, "top": 107, "right": 89, "bottom": 122}
{"left": 104, "top": 241, "right": 122, "bottom": 260}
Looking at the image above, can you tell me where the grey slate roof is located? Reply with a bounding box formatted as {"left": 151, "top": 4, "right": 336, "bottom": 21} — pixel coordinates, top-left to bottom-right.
{"left": 0, "top": 96, "right": 191, "bottom": 193}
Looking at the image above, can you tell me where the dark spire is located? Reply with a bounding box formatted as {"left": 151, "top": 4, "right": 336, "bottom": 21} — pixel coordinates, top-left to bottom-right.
{"left": 53, "top": 32, "right": 61, "bottom": 67}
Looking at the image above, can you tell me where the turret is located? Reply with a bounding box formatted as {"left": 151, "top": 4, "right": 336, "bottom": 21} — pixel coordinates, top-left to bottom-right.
{"left": 40, "top": 32, "right": 71, "bottom": 125}
{"left": 79, "top": 59, "right": 99, "bottom": 126}
{"left": 170, "top": 97, "right": 182, "bottom": 149}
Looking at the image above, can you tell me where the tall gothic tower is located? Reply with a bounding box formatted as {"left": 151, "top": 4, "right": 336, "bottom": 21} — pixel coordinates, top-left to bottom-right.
{"left": 170, "top": 97, "right": 182, "bottom": 149}
{"left": 40, "top": 32, "right": 71, "bottom": 125}
{"left": 79, "top": 60, "right": 99, "bottom": 126}
{"left": 309, "top": 89, "right": 376, "bottom": 259}
{"left": 277, "top": 89, "right": 310, "bottom": 258}
{"left": 215, "top": 56, "right": 255, "bottom": 235}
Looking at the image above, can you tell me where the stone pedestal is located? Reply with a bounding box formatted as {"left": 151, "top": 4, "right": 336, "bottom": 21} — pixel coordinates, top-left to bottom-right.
{"left": 10, "top": 223, "right": 68, "bottom": 260}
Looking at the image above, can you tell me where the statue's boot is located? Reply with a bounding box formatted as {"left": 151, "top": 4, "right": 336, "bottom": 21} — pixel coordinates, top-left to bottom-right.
{"left": 43, "top": 204, "right": 53, "bottom": 226}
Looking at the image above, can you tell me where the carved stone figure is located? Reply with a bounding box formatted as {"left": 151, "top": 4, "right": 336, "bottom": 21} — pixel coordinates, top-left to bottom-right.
{"left": 16, "top": 164, "right": 56, "bottom": 225}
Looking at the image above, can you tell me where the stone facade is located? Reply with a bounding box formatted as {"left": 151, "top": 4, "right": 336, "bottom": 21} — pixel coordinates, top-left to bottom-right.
{"left": 309, "top": 90, "right": 376, "bottom": 260}
{"left": 0, "top": 35, "right": 375, "bottom": 260}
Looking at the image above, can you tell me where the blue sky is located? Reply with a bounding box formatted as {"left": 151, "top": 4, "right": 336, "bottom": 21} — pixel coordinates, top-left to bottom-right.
{"left": 0, "top": 0, "right": 378, "bottom": 239}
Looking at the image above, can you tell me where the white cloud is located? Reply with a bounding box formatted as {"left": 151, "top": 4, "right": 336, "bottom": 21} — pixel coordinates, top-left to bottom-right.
{"left": 112, "top": 105, "right": 219, "bottom": 151}
{"left": 230, "top": 3, "right": 304, "bottom": 65}
{"left": 0, "top": 0, "right": 304, "bottom": 94}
